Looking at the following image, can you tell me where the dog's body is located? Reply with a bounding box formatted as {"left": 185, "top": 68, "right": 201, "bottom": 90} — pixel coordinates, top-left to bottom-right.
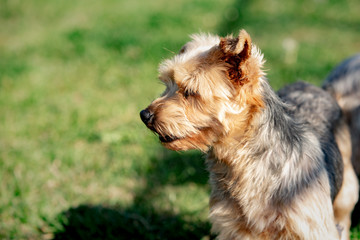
{"left": 140, "top": 30, "right": 359, "bottom": 239}
{"left": 323, "top": 54, "right": 360, "bottom": 177}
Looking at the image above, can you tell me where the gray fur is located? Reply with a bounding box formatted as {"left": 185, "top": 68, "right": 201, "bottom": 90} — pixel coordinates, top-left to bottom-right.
{"left": 245, "top": 80, "right": 343, "bottom": 204}
{"left": 323, "top": 54, "right": 360, "bottom": 102}
{"left": 278, "top": 82, "right": 344, "bottom": 201}
{"left": 323, "top": 54, "right": 360, "bottom": 177}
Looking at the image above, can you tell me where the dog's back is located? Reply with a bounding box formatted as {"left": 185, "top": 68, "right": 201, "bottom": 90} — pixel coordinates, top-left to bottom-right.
{"left": 277, "top": 55, "right": 360, "bottom": 238}
{"left": 277, "top": 82, "right": 343, "bottom": 201}
{"left": 323, "top": 54, "right": 360, "bottom": 113}
{"left": 322, "top": 54, "right": 360, "bottom": 228}
{"left": 322, "top": 54, "right": 360, "bottom": 176}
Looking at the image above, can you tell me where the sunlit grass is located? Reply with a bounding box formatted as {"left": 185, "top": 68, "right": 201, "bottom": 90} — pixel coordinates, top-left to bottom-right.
{"left": 1, "top": 0, "right": 359, "bottom": 239}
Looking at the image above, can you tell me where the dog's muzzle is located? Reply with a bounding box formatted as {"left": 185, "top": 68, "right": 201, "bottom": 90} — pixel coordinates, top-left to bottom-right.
{"left": 140, "top": 109, "right": 179, "bottom": 143}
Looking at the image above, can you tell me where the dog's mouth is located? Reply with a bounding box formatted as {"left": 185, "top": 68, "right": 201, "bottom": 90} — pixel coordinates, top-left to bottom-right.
{"left": 147, "top": 125, "right": 180, "bottom": 143}
{"left": 153, "top": 126, "right": 210, "bottom": 144}
{"left": 159, "top": 135, "right": 179, "bottom": 143}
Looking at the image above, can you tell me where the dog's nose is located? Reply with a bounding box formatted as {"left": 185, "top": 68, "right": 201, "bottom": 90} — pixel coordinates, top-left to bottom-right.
{"left": 140, "top": 109, "right": 153, "bottom": 124}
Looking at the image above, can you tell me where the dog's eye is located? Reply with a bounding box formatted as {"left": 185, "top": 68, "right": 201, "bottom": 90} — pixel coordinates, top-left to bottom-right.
{"left": 179, "top": 46, "right": 187, "bottom": 54}
{"left": 183, "top": 90, "right": 190, "bottom": 98}
{"left": 183, "top": 89, "right": 196, "bottom": 99}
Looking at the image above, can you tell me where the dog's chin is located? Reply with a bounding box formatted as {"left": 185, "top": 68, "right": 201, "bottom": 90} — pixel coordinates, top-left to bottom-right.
{"left": 160, "top": 132, "right": 212, "bottom": 152}
{"left": 157, "top": 134, "right": 191, "bottom": 151}
{"left": 159, "top": 135, "right": 179, "bottom": 143}
{"left": 151, "top": 126, "right": 217, "bottom": 152}
{"left": 161, "top": 137, "right": 198, "bottom": 151}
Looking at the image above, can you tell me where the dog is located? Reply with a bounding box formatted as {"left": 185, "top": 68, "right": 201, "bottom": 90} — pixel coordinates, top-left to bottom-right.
{"left": 140, "top": 30, "right": 359, "bottom": 239}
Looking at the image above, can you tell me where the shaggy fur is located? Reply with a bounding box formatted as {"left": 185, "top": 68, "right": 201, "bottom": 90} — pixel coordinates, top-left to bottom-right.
{"left": 140, "top": 30, "right": 359, "bottom": 240}
{"left": 323, "top": 54, "right": 360, "bottom": 177}
{"left": 322, "top": 54, "right": 360, "bottom": 230}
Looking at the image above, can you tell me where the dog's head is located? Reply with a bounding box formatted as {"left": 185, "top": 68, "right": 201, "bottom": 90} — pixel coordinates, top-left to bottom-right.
{"left": 140, "top": 30, "right": 265, "bottom": 151}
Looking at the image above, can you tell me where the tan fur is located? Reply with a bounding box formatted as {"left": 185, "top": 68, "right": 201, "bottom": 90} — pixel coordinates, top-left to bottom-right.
{"left": 336, "top": 94, "right": 360, "bottom": 177}
{"left": 333, "top": 119, "right": 359, "bottom": 240}
{"left": 141, "top": 29, "right": 357, "bottom": 240}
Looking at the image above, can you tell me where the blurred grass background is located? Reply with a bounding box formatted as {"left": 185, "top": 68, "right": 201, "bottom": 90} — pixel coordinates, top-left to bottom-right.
{"left": 0, "top": 0, "right": 359, "bottom": 239}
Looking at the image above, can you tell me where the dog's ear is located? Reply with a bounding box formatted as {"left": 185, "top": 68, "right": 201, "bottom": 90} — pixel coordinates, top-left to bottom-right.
{"left": 220, "top": 29, "right": 252, "bottom": 59}
{"left": 219, "top": 30, "right": 252, "bottom": 86}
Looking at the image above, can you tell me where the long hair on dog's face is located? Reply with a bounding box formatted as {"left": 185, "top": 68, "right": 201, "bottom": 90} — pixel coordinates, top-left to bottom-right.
{"left": 141, "top": 31, "right": 265, "bottom": 151}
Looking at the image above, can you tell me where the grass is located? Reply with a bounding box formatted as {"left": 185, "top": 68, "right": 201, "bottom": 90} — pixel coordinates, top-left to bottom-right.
{"left": 0, "top": 0, "right": 359, "bottom": 239}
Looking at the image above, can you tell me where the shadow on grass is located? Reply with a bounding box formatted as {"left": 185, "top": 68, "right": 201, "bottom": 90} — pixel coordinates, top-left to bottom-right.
{"left": 352, "top": 195, "right": 360, "bottom": 228}
{"left": 52, "top": 204, "right": 212, "bottom": 240}
{"left": 133, "top": 149, "right": 209, "bottom": 206}
{"left": 52, "top": 149, "right": 213, "bottom": 240}
{"left": 217, "top": 0, "right": 360, "bottom": 37}
{"left": 146, "top": 149, "right": 208, "bottom": 186}
{"left": 217, "top": 0, "right": 250, "bottom": 36}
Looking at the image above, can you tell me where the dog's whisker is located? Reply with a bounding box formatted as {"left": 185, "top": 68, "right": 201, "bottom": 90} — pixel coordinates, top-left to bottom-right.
{"left": 163, "top": 47, "right": 176, "bottom": 55}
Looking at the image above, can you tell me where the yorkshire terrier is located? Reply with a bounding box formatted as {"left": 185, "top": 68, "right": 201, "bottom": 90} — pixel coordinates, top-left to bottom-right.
{"left": 140, "top": 30, "right": 359, "bottom": 240}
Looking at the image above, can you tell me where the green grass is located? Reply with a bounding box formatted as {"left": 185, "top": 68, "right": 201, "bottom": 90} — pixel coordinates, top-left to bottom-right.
{"left": 0, "top": 0, "right": 359, "bottom": 239}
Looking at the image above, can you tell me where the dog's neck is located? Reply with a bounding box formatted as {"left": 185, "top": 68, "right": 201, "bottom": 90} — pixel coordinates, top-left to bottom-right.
{"left": 208, "top": 78, "right": 323, "bottom": 206}
{"left": 212, "top": 79, "right": 304, "bottom": 163}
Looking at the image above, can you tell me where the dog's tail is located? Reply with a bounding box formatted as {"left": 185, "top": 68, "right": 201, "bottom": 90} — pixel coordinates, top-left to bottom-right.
{"left": 322, "top": 54, "right": 360, "bottom": 176}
